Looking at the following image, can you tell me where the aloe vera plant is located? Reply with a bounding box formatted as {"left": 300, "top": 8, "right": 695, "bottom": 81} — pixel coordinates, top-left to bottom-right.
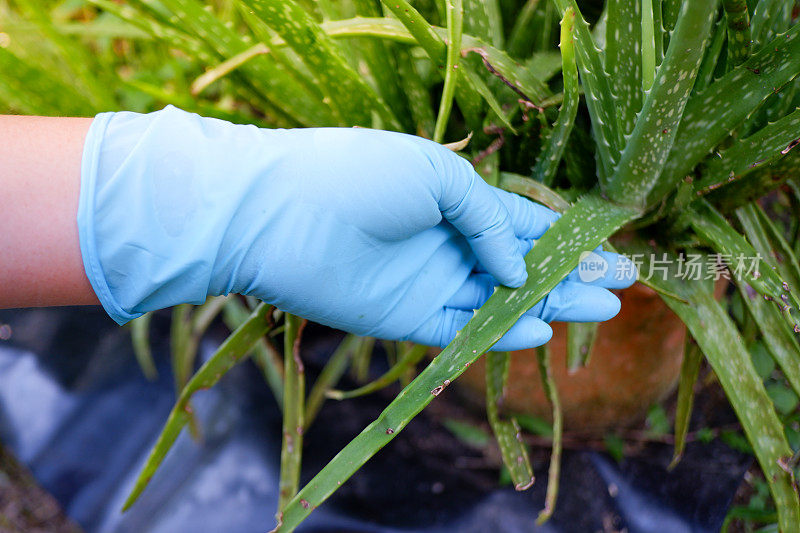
{"left": 4, "top": 0, "right": 800, "bottom": 530}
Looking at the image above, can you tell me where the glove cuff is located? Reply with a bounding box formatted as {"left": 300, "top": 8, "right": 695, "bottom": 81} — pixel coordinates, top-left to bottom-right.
{"left": 78, "top": 105, "right": 235, "bottom": 325}
{"left": 78, "top": 111, "right": 135, "bottom": 324}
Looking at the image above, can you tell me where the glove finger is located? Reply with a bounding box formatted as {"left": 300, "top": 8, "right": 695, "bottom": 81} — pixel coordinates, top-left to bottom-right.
{"left": 438, "top": 164, "right": 528, "bottom": 288}
{"left": 492, "top": 187, "right": 560, "bottom": 239}
{"left": 407, "top": 307, "right": 552, "bottom": 351}
{"left": 488, "top": 316, "right": 553, "bottom": 351}
{"left": 567, "top": 250, "right": 638, "bottom": 289}
{"left": 472, "top": 237, "right": 534, "bottom": 274}
{"left": 445, "top": 273, "right": 496, "bottom": 310}
{"left": 528, "top": 281, "right": 621, "bottom": 323}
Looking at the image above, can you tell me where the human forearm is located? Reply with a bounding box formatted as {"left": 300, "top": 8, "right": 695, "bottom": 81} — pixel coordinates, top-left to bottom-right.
{"left": 0, "top": 115, "right": 98, "bottom": 307}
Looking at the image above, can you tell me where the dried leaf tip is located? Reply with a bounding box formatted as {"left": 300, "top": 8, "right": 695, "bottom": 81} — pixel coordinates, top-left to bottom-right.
{"left": 442, "top": 132, "right": 473, "bottom": 152}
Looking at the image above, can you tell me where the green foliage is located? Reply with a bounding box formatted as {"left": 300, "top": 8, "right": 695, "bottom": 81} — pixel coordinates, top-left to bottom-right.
{"left": 485, "top": 351, "right": 535, "bottom": 491}
{"left": 4, "top": 0, "right": 800, "bottom": 530}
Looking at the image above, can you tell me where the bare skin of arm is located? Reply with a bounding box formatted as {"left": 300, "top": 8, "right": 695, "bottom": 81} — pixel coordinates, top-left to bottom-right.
{"left": 0, "top": 115, "right": 99, "bottom": 307}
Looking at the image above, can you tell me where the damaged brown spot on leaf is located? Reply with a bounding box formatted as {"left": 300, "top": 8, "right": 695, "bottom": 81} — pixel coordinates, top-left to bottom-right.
{"left": 781, "top": 138, "right": 800, "bottom": 155}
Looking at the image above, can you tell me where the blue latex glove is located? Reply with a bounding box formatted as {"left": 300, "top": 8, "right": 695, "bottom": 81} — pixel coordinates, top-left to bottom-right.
{"left": 78, "top": 106, "right": 636, "bottom": 351}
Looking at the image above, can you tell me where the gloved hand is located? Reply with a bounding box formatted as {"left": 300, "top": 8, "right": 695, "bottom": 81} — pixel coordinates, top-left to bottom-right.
{"left": 78, "top": 105, "right": 636, "bottom": 351}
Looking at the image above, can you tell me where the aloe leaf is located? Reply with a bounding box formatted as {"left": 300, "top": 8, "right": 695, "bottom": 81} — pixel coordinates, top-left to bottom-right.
{"left": 532, "top": 7, "right": 578, "bottom": 187}
{"left": 751, "top": 0, "right": 795, "bottom": 47}
{"left": 88, "top": 0, "right": 214, "bottom": 63}
{"left": 156, "top": 0, "right": 333, "bottom": 126}
{"left": 536, "top": 345, "right": 564, "bottom": 525}
{"left": 631, "top": 247, "right": 800, "bottom": 531}
{"left": 722, "top": 0, "right": 752, "bottom": 68}
{"left": 319, "top": 17, "right": 552, "bottom": 105}
{"left": 750, "top": 203, "right": 800, "bottom": 294}
{"left": 305, "top": 335, "right": 359, "bottom": 426}
{"left": 708, "top": 151, "right": 800, "bottom": 212}
{"left": 604, "top": 0, "right": 644, "bottom": 134}
{"left": 243, "top": 0, "right": 400, "bottom": 129}
{"left": 235, "top": 9, "right": 331, "bottom": 116}
{"left": 277, "top": 314, "right": 307, "bottom": 515}
{"left": 689, "top": 200, "right": 800, "bottom": 312}
{"left": 695, "top": 15, "right": 727, "bottom": 92}
{"left": 669, "top": 334, "right": 702, "bottom": 469}
{"left": 327, "top": 343, "right": 428, "bottom": 400}
{"left": 660, "top": 24, "right": 800, "bottom": 198}
{"left": 566, "top": 322, "right": 598, "bottom": 372}
{"left": 736, "top": 203, "right": 800, "bottom": 307}
{"left": 351, "top": 0, "right": 414, "bottom": 132}
{"left": 123, "top": 303, "right": 272, "bottom": 510}
{"left": 695, "top": 107, "right": 800, "bottom": 196}
{"left": 191, "top": 43, "right": 269, "bottom": 96}
{"left": 376, "top": 2, "right": 483, "bottom": 128}
{"left": 552, "top": 0, "right": 622, "bottom": 180}
{"left": 273, "top": 192, "right": 640, "bottom": 531}
{"left": 661, "top": 0, "right": 682, "bottom": 35}
{"left": 499, "top": 172, "right": 572, "bottom": 213}
{"left": 535, "top": 344, "right": 563, "bottom": 525}
{"left": 485, "top": 351, "right": 534, "bottom": 491}
{"left": 605, "top": 0, "right": 718, "bottom": 207}
{"left": 223, "top": 298, "right": 284, "bottom": 407}
{"left": 642, "top": 0, "right": 657, "bottom": 91}
{"left": 525, "top": 51, "right": 564, "bottom": 83}
{"left": 463, "top": 0, "right": 503, "bottom": 48}
{"left": 12, "top": 0, "right": 116, "bottom": 111}
{"left": 652, "top": 0, "right": 665, "bottom": 65}
{"left": 395, "top": 47, "right": 436, "bottom": 137}
{"left": 131, "top": 313, "right": 158, "bottom": 381}
{"left": 506, "top": 0, "right": 542, "bottom": 57}
{"left": 1, "top": 16, "right": 151, "bottom": 40}
{"left": 170, "top": 304, "right": 195, "bottom": 395}
{"left": 433, "top": 0, "right": 464, "bottom": 142}
{"left": 735, "top": 281, "right": 800, "bottom": 399}
{"left": 0, "top": 47, "right": 95, "bottom": 116}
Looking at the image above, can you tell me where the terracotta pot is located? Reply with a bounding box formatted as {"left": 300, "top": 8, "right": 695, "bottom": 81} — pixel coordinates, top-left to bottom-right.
{"left": 454, "top": 283, "right": 686, "bottom": 433}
